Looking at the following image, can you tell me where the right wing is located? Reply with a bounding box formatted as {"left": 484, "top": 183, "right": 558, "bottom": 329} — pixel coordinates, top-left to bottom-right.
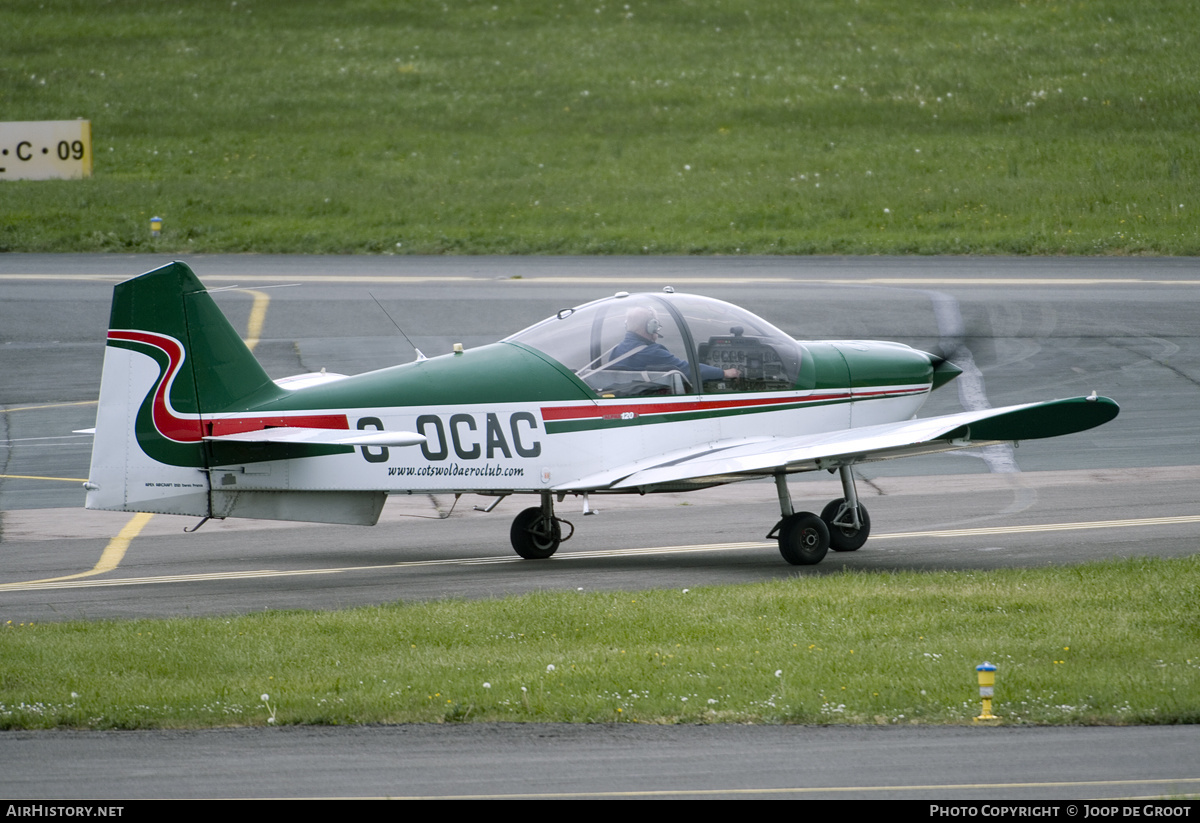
{"left": 562, "top": 395, "right": 1119, "bottom": 492}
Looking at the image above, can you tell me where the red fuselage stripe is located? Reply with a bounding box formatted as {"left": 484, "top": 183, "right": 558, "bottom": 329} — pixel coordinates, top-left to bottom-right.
{"left": 108, "top": 330, "right": 348, "bottom": 443}
{"left": 539, "top": 387, "right": 925, "bottom": 422}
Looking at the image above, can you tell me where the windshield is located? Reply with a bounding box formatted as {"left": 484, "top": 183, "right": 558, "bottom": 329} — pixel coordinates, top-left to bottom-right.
{"left": 506, "top": 292, "right": 801, "bottom": 396}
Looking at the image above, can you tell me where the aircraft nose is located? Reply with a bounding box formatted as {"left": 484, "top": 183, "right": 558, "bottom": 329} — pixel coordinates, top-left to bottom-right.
{"left": 924, "top": 351, "right": 963, "bottom": 390}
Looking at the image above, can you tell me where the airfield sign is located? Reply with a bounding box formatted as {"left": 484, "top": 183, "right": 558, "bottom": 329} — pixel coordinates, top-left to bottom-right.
{"left": 0, "top": 120, "right": 92, "bottom": 180}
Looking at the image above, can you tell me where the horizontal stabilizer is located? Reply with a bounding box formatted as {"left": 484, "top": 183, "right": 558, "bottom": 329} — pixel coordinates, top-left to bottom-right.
{"left": 204, "top": 427, "right": 426, "bottom": 447}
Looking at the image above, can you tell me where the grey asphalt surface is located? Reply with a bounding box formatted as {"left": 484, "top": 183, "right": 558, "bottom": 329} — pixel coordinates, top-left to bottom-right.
{"left": 3, "top": 725, "right": 1198, "bottom": 800}
{"left": 1, "top": 255, "right": 1197, "bottom": 799}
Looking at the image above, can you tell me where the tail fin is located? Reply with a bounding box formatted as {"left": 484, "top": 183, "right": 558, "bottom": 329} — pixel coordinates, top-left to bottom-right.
{"left": 85, "top": 261, "right": 283, "bottom": 516}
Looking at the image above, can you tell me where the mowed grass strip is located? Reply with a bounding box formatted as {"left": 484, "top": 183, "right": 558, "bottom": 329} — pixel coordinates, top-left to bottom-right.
{"left": 2, "top": 557, "right": 1196, "bottom": 728}
{"left": 1, "top": 0, "right": 1196, "bottom": 254}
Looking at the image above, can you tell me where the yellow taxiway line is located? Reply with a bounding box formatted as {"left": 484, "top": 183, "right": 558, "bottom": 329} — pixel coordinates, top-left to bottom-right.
{"left": 239, "top": 288, "right": 269, "bottom": 352}
{"left": 0, "top": 400, "right": 98, "bottom": 413}
{"left": 5, "top": 513, "right": 155, "bottom": 587}
{"left": 0, "top": 474, "right": 88, "bottom": 483}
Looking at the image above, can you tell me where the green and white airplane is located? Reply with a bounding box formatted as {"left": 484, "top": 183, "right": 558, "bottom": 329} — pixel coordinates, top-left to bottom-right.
{"left": 85, "top": 262, "right": 1119, "bottom": 565}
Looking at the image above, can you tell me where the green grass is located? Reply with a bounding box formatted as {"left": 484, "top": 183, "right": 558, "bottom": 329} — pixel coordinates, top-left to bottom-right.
{"left": 2, "top": 556, "right": 1197, "bottom": 728}
{"left": 1, "top": 0, "right": 1196, "bottom": 254}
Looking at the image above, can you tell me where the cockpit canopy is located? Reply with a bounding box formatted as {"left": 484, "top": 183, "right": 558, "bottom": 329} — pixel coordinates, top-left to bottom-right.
{"left": 505, "top": 291, "right": 802, "bottom": 397}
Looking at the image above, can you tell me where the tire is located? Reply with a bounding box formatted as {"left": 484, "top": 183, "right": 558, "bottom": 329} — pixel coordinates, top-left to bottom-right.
{"left": 510, "top": 507, "right": 562, "bottom": 559}
{"left": 778, "top": 512, "right": 830, "bottom": 566}
{"left": 820, "top": 498, "right": 871, "bottom": 552}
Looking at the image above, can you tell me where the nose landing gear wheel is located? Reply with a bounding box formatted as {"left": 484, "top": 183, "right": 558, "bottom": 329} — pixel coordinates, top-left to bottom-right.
{"left": 820, "top": 498, "right": 871, "bottom": 552}
{"left": 777, "top": 512, "right": 830, "bottom": 566}
{"left": 510, "top": 507, "right": 562, "bottom": 559}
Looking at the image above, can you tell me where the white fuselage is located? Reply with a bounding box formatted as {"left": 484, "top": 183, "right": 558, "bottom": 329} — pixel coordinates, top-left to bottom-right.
{"left": 210, "top": 382, "right": 932, "bottom": 495}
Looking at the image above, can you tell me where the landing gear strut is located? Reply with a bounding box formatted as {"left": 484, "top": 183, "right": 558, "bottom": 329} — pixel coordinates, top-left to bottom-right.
{"left": 769, "top": 473, "right": 830, "bottom": 566}
{"left": 769, "top": 467, "right": 872, "bottom": 565}
{"left": 510, "top": 491, "right": 573, "bottom": 559}
{"left": 822, "top": 466, "right": 871, "bottom": 552}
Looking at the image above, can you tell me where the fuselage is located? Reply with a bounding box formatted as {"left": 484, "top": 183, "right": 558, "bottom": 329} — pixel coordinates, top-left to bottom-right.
{"left": 203, "top": 330, "right": 948, "bottom": 495}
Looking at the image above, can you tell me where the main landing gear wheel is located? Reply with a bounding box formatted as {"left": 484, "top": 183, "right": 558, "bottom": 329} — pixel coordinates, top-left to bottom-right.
{"left": 820, "top": 498, "right": 871, "bottom": 552}
{"left": 777, "top": 512, "right": 830, "bottom": 566}
{"left": 510, "top": 507, "right": 562, "bottom": 559}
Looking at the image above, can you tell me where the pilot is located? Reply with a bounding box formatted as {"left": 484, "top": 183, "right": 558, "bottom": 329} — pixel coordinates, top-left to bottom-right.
{"left": 610, "top": 306, "right": 739, "bottom": 381}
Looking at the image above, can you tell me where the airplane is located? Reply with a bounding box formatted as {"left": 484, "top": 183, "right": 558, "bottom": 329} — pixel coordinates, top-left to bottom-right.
{"left": 84, "top": 261, "right": 1119, "bottom": 565}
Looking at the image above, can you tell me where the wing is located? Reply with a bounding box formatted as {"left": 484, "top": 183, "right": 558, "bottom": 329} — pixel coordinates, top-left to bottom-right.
{"left": 562, "top": 396, "right": 1119, "bottom": 492}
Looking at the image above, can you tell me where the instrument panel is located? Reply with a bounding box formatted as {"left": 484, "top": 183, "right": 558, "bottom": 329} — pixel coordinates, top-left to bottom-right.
{"left": 700, "top": 335, "right": 793, "bottom": 391}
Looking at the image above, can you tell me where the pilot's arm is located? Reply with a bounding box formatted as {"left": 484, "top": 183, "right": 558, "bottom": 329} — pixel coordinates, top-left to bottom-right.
{"left": 700, "top": 363, "right": 740, "bottom": 380}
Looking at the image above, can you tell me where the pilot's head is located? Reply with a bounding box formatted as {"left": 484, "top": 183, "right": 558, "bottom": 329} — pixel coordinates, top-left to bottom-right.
{"left": 626, "top": 306, "right": 663, "bottom": 341}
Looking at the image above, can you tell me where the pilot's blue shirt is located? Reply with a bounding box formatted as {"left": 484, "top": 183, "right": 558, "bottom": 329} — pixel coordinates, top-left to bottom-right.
{"left": 610, "top": 332, "right": 723, "bottom": 380}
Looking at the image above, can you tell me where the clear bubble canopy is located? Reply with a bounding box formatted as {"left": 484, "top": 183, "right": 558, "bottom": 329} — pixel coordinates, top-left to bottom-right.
{"left": 505, "top": 291, "right": 802, "bottom": 396}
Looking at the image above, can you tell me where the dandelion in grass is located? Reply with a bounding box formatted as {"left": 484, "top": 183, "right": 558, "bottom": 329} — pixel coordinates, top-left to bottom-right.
{"left": 261, "top": 693, "right": 277, "bottom": 725}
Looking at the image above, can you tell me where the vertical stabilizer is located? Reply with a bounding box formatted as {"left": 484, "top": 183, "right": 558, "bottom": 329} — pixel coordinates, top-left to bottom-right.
{"left": 85, "top": 261, "right": 282, "bottom": 516}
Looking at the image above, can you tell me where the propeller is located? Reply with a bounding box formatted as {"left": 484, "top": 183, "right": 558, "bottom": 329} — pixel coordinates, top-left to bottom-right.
{"left": 920, "top": 291, "right": 1018, "bottom": 473}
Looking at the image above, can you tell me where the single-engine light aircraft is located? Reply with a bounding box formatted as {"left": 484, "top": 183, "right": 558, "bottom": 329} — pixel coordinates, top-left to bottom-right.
{"left": 85, "top": 262, "right": 1119, "bottom": 565}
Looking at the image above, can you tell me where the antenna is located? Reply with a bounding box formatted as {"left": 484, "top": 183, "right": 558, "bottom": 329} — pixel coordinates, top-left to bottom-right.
{"left": 202, "top": 283, "right": 302, "bottom": 293}
{"left": 369, "top": 293, "right": 426, "bottom": 361}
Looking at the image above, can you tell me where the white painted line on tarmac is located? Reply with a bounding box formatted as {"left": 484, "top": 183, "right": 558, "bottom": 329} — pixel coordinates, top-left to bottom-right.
{"left": 877, "top": 514, "right": 1200, "bottom": 539}
{"left": 4, "top": 273, "right": 1200, "bottom": 286}
{"left": 392, "top": 775, "right": 1200, "bottom": 799}
{"left": 2, "top": 515, "right": 1197, "bottom": 592}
